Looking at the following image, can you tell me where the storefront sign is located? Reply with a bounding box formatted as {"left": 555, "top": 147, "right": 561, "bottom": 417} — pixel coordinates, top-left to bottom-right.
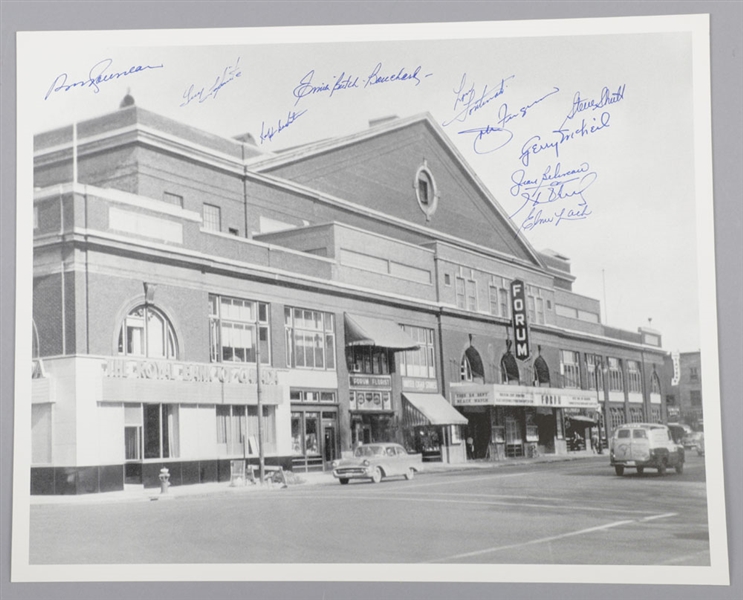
{"left": 671, "top": 351, "right": 680, "bottom": 386}
{"left": 349, "top": 390, "right": 392, "bottom": 411}
{"left": 401, "top": 377, "right": 438, "bottom": 392}
{"left": 510, "top": 279, "right": 530, "bottom": 360}
{"left": 349, "top": 374, "right": 391, "bottom": 389}
{"left": 451, "top": 389, "right": 493, "bottom": 405}
{"left": 102, "top": 358, "right": 279, "bottom": 385}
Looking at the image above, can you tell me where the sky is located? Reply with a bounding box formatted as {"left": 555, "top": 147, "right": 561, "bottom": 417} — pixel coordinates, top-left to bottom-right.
{"left": 21, "top": 23, "right": 707, "bottom": 353}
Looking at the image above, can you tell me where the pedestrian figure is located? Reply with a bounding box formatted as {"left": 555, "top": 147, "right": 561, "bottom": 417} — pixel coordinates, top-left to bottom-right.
{"left": 591, "top": 433, "right": 599, "bottom": 454}
{"left": 466, "top": 436, "right": 475, "bottom": 460}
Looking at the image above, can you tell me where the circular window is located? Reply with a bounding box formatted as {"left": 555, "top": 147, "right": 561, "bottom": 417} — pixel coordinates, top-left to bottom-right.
{"left": 413, "top": 162, "right": 439, "bottom": 220}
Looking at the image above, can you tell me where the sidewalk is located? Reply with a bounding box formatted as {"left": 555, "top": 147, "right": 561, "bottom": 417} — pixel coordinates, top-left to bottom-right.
{"left": 29, "top": 452, "right": 608, "bottom": 505}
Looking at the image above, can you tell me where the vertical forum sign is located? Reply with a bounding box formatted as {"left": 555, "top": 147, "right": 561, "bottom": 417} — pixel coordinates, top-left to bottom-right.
{"left": 510, "top": 280, "right": 530, "bottom": 360}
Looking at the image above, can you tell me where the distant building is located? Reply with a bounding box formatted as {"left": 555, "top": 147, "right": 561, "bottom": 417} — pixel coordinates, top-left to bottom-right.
{"left": 665, "top": 351, "right": 703, "bottom": 429}
{"left": 30, "top": 98, "right": 671, "bottom": 494}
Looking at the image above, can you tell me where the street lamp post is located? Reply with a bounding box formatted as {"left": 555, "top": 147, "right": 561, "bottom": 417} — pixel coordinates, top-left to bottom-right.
{"left": 595, "top": 356, "right": 609, "bottom": 453}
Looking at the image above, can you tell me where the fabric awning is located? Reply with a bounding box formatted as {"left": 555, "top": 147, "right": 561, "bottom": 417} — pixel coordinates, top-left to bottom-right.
{"left": 566, "top": 415, "right": 597, "bottom": 425}
{"left": 403, "top": 393, "right": 468, "bottom": 426}
{"left": 344, "top": 313, "right": 420, "bottom": 350}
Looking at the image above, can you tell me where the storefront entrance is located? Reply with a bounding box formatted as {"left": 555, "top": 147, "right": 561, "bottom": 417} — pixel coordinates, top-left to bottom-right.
{"left": 292, "top": 409, "right": 339, "bottom": 472}
{"left": 351, "top": 413, "right": 397, "bottom": 447}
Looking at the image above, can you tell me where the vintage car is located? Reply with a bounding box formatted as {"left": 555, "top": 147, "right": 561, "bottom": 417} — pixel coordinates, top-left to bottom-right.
{"left": 332, "top": 443, "right": 422, "bottom": 484}
{"left": 682, "top": 432, "right": 704, "bottom": 451}
{"left": 610, "top": 423, "right": 685, "bottom": 476}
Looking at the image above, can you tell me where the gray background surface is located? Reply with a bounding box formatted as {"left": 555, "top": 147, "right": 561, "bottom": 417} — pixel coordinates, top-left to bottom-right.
{"left": 1, "top": 1, "right": 740, "bottom": 599}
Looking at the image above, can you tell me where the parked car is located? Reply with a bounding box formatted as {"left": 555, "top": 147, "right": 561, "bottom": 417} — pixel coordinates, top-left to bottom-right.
{"left": 682, "top": 432, "right": 704, "bottom": 450}
{"left": 332, "top": 443, "right": 422, "bottom": 484}
{"left": 610, "top": 423, "right": 685, "bottom": 476}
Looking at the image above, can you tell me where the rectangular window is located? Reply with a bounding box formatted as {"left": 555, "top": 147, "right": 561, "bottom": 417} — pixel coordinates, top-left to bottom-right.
{"left": 285, "top": 307, "right": 336, "bottom": 370}
{"left": 560, "top": 350, "right": 581, "bottom": 389}
{"left": 527, "top": 287, "right": 546, "bottom": 324}
{"left": 627, "top": 360, "right": 643, "bottom": 393}
{"left": 143, "top": 404, "right": 179, "bottom": 459}
{"left": 399, "top": 325, "right": 436, "bottom": 379}
{"left": 163, "top": 192, "right": 184, "bottom": 207}
{"left": 489, "top": 286, "right": 499, "bottom": 316}
{"left": 209, "top": 295, "right": 270, "bottom": 364}
{"left": 608, "top": 358, "right": 624, "bottom": 392}
{"left": 455, "top": 277, "right": 466, "bottom": 309}
{"left": 203, "top": 203, "right": 221, "bottom": 232}
{"left": 347, "top": 346, "right": 390, "bottom": 375}
{"left": 586, "top": 354, "right": 605, "bottom": 391}
{"left": 690, "top": 367, "right": 699, "bottom": 380}
{"left": 216, "top": 405, "right": 247, "bottom": 456}
{"left": 466, "top": 279, "right": 477, "bottom": 311}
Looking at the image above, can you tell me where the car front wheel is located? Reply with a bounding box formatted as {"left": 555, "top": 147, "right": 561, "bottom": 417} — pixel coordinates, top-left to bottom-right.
{"left": 637, "top": 467, "right": 644, "bottom": 475}
{"left": 614, "top": 465, "right": 624, "bottom": 476}
{"left": 339, "top": 478, "right": 349, "bottom": 485}
{"left": 405, "top": 468, "right": 415, "bottom": 481}
{"left": 658, "top": 461, "right": 667, "bottom": 476}
{"left": 675, "top": 462, "right": 684, "bottom": 474}
{"left": 371, "top": 467, "right": 382, "bottom": 484}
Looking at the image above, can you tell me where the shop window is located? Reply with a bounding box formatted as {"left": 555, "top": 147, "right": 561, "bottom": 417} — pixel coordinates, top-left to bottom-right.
{"left": 630, "top": 407, "right": 644, "bottom": 423}
{"left": 607, "top": 357, "right": 624, "bottom": 392}
{"left": 285, "top": 307, "right": 335, "bottom": 370}
{"left": 627, "top": 360, "right": 643, "bottom": 393}
{"left": 143, "top": 404, "right": 179, "bottom": 459}
{"left": 399, "top": 325, "right": 435, "bottom": 379}
{"left": 291, "top": 390, "right": 337, "bottom": 404}
{"left": 347, "top": 346, "right": 390, "bottom": 375}
{"left": 560, "top": 350, "right": 581, "bottom": 389}
{"left": 609, "top": 407, "right": 625, "bottom": 433}
{"left": 209, "top": 295, "right": 270, "bottom": 364}
{"left": 216, "top": 405, "right": 246, "bottom": 456}
{"left": 586, "top": 354, "right": 605, "bottom": 391}
{"left": 203, "top": 203, "right": 221, "bottom": 231}
{"left": 118, "top": 305, "right": 178, "bottom": 359}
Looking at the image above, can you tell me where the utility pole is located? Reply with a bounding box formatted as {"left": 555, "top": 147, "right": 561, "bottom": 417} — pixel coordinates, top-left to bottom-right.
{"left": 255, "top": 321, "right": 265, "bottom": 484}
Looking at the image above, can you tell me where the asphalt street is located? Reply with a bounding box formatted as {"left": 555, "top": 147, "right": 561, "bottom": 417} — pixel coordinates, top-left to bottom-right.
{"left": 29, "top": 454, "right": 710, "bottom": 565}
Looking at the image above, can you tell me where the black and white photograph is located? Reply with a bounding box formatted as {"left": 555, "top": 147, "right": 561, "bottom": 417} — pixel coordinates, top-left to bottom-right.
{"left": 9, "top": 12, "right": 731, "bottom": 587}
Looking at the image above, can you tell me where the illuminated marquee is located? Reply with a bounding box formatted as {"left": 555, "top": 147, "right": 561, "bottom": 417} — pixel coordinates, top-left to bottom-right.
{"left": 510, "top": 279, "right": 530, "bottom": 360}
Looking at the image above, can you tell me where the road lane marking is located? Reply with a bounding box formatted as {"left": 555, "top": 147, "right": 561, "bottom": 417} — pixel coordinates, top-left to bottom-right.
{"left": 426, "top": 513, "right": 679, "bottom": 563}
{"left": 274, "top": 491, "right": 668, "bottom": 516}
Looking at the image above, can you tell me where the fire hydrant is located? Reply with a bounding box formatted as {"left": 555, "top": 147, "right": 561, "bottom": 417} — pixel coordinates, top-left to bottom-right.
{"left": 159, "top": 467, "right": 170, "bottom": 494}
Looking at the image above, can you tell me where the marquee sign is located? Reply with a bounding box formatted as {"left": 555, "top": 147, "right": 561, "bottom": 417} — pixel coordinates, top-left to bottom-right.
{"left": 510, "top": 279, "right": 530, "bottom": 360}
{"left": 451, "top": 384, "right": 599, "bottom": 410}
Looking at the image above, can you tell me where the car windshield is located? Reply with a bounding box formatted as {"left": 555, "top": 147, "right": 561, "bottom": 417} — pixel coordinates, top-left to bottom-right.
{"left": 354, "top": 445, "right": 385, "bottom": 458}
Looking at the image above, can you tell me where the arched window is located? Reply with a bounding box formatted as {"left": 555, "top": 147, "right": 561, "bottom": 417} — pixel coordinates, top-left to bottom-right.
{"left": 651, "top": 372, "right": 661, "bottom": 395}
{"left": 460, "top": 355, "right": 473, "bottom": 381}
{"left": 118, "top": 305, "right": 177, "bottom": 359}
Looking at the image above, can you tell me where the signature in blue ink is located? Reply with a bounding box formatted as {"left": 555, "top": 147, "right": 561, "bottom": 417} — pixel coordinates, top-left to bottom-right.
{"left": 45, "top": 58, "right": 164, "bottom": 100}
{"left": 509, "top": 161, "right": 597, "bottom": 231}
{"left": 496, "top": 87, "right": 560, "bottom": 129}
{"left": 181, "top": 58, "right": 242, "bottom": 107}
{"left": 519, "top": 112, "right": 611, "bottom": 167}
{"left": 364, "top": 62, "right": 432, "bottom": 88}
{"left": 441, "top": 73, "right": 515, "bottom": 127}
{"left": 458, "top": 124, "right": 514, "bottom": 154}
{"left": 260, "top": 108, "right": 308, "bottom": 144}
{"left": 560, "top": 84, "right": 625, "bottom": 127}
{"left": 292, "top": 70, "right": 361, "bottom": 106}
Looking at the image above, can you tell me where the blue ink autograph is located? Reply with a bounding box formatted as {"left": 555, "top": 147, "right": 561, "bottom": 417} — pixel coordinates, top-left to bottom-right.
{"left": 292, "top": 63, "right": 431, "bottom": 106}
{"left": 457, "top": 125, "right": 514, "bottom": 154}
{"left": 364, "top": 62, "right": 432, "bottom": 88}
{"left": 509, "top": 161, "right": 596, "bottom": 231}
{"left": 260, "top": 109, "right": 308, "bottom": 144}
{"left": 519, "top": 112, "right": 611, "bottom": 167}
{"left": 458, "top": 87, "right": 560, "bottom": 154}
{"left": 181, "top": 58, "right": 242, "bottom": 107}
{"left": 45, "top": 58, "right": 164, "bottom": 100}
{"left": 441, "top": 73, "right": 515, "bottom": 127}
{"left": 560, "top": 84, "right": 625, "bottom": 127}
